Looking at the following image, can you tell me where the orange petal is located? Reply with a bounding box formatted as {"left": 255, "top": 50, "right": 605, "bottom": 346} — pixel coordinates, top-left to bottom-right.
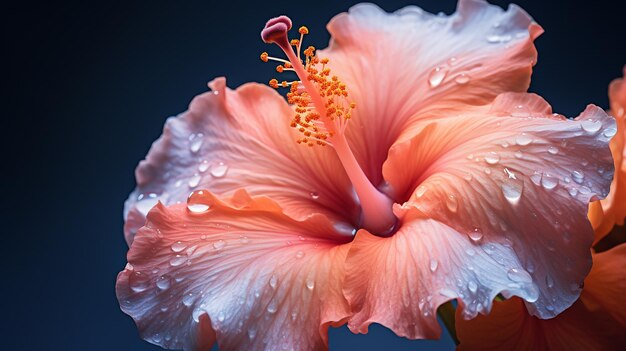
{"left": 383, "top": 93, "right": 615, "bottom": 320}
{"left": 117, "top": 192, "right": 351, "bottom": 350}
{"left": 456, "top": 244, "right": 626, "bottom": 351}
{"left": 589, "top": 66, "right": 626, "bottom": 243}
{"left": 123, "top": 78, "right": 358, "bottom": 245}
{"left": 582, "top": 243, "right": 626, "bottom": 328}
{"left": 320, "top": 0, "right": 542, "bottom": 184}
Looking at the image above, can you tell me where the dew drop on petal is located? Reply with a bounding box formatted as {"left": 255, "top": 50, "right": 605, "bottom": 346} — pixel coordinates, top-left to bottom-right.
{"left": 507, "top": 268, "right": 533, "bottom": 283}
{"left": 248, "top": 327, "right": 257, "bottom": 340}
{"left": 210, "top": 162, "right": 229, "bottom": 178}
{"left": 468, "top": 281, "right": 478, "bottom": 293}
{"left": 546, "top": 275, "right": 555, "bottom": 288}
{"left": 516, "top": 133, "right": 533, "bottom": 146}
{"left": 306, "top": 278, "right": 315, "bottom": 291}
{"left": 429, "top": 259, "right": 438, "bottom": 272}
{"left": 428, "top": 66, "right": 448, "bottom": 88}
{"left": 240, "top": 235, "right": 250, "bottom": 244}
{"left": 213, "top": 240, "right": 226, "bottom": 250}
{"left": 156, "top": 275, "right": 171, "bottom": 290}
{"left": 170, "top": 255, "right": 187, "bottom": 267}
{"left": 468, "top": 227, "right": 483, "bottom": 242}
{"left": 187, "top": 189, "right": 212, "bottom": 213}
{"left": 541, "top": 173, "right": 558, "bottom": 190}
{"left": 309, "top": 191, "right": 319, "bottom": 200}
{"left": 485, "top": 151, "right": 500, "bottom": 165}
{"left": 530, "top": 172, "right": 542, "bottom": 186}
{"left": 171, "top": 241, "right": 187, "bottom": 252}
{"left": 189, "top": 134, "right": 204, "bottom": 153}
{"left": 295, "top": 251, "right": 305, "bottom": 259}
{"left": 267, "top": 301, "right": 278, "bottom": 314}
{"left": 502, "top": 181, "right": 523, "bottom": 205}
{"left": 547, "top": 146, "right": 559, "bottom": 155}
{"left": 581, "top": 119, "right": 602, "bottom": 133}
{"left": 455, "top": 73, "right": 470, "bottom": 84}
{"left": 446, "top": 194, "right": 458, "bottom": 213}
{"left": 571, "top": 170, "right": 584, "bottom": 184}
{"left": 188, "top": 173, "right": 202, "bottom": 188}
{"left": 129, "top": 271, "right": 151, "bottom": 293}
{"left": 603, "top": 127, "right": 617, "bottom": 138}
{"left": 198, "top": 160, "right": 210, "bottom": 173}
{"left": 514, "top": 150, "right": 523, "bottom": 158}
{"left": 182, "top": 293, "right": 195, "bottom": 307}
{"left": 568, "top": 187, "right": 578, "bottom": 197}
{"left": 269, "top": 274, "right": 278, "bottom": 289}
{"left": 217, "top": 311, "right": 225, "bottom": 322}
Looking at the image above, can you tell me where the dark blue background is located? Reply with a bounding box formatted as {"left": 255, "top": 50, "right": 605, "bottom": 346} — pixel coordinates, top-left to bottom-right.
{"left": 4, "top": 0, "right": 624, "bottom": 350}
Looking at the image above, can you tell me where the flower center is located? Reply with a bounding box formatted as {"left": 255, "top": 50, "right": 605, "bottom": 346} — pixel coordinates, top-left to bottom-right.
{"left": 260, "top": 16, "right": 398, "bottom": 236}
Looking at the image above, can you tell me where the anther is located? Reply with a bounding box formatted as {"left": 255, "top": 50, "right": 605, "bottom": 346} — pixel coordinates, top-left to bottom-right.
{"left": 260, "top": 52, "right": 269, "bottom": 62}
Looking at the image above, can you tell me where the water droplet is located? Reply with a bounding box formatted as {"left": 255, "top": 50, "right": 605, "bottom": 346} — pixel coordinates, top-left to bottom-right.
{"left": 530, "top": 172, "right": 542, "bottom": 186}
{"left": 415, "top": 185, "right": 427, "bottom": 197}
{"left": 429, "top": 259, "right": 438, "bottom": 272}
{"left": 156, "top": 275, "right": 171, "bottom": 290}
{"left": 468, "top": 281, "right": 478, "bottom": 293}
{"left": 428, "top": 66, "right": 448, "bottom": 88}
{"left": 486, "top": 34, "right": 512, "bottom": 43}
{"left": 217, "top": 311, "right": 225, "bottom": 322}
{"left": 468, "top": 228, "right": 483, "bottom": 242}
{"left": 502, "top": 181, "right": 523, "bottom": 205}
{"left": 309, "top": 191, "right": 319, "bottom": 200}
{"left": 485, "top": 151, "right": 500, "bottom": 165}
{"left": 568, "top": 187, "right": 578, "bottom": 197}
{"left": 507, "top": 268, "right": 533, "bottom": 283}
{"left": 306, "top": 278, "right": 315, "bottom": 290}
{"left": 571, "top": 170, "right": 584, "bottom": 184}
{"left": 171, "top": 241, "right": 186, "bottom": 253}
{"left": 267, "top": 300, "right": 278, "bottom": 314}
{"left": 198, "top": 160, "right": 209, "bottom": 173}
{"left": 269, "top": 275, "right": 278, "bottom": 289}
{"left": 129, "top": 271, "right": 151, "bottom": 293}
{"left": 463, "top": 172, "right": 473, "bottom": 181}
{"left": 182, "top": 293, "right": 195, "bottom": 307}
{"left": 547, "top": 146, "right": 559, "bottom": 155}
{"left": 187, "top": 189, "right": 212, "bottom": 213}
{"left": 190, "top": 134, "right": 203, "bottom": 153}
{"left": 448, "top": 57, "right": 458, "bottom": 65}
{"left": 603, "top": 127, "right": 617, "bottom": 138}
{"left": 466, "top": 247, "right": 476, "bottom": 256}
{"left": 516, "top": 133, "right": 533, "bottom": 146}
{"left": 213, "top": 240, "right": 226, "bottom": 250}
{"left": 545, "top": 275, "right": 554, "bottom": 288}
{"left": 248, "top": 327, "right": 257, "bottom": 339}
{"left": 455, "top": 73, "right": 470, "bottom": 84}
{"left": 446, "top": 194, "right": 458, "bottom": 212}
{"left": 295, "top": 251, "right": 305, "bottom": 259}
{"left": 439, "top": 288, "right": 457, "bottom": 298}
{"left": 240, "top": 236, "right": 250, "bottom": 244}
{"left": 541, "top": 173, "right": 558, "bottom": 190}
{"left": 170, "top": 255, "right": 187, "bottom": 267}
{"left": 210, "top": 162, "right": 229, "bottom": 178}
{"left": 581, "top": 119, "right": 602, "bottom": 133}
{"left": 188, "top": 173, "right": 202, "bottom": 188}
{"left": 514, "top": 150, "right": 523, "bottom": 158}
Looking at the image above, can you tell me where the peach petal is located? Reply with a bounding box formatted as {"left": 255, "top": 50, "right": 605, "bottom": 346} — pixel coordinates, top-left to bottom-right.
{"left": 123, "top": 77, "right": 358, "bottom": 245}
{"left": 589, "top": 67, "right": 626, "bottom": 243}
{"left": 345, "top": 212, "right": 555, "bottom": 340}
{"left": 116, "top": 193, "right": 351, "bottom": 350}
{"left": 382, "top": 93, "right": 614, "bottom": 320}
{"left": 320, "top": 0, "right": 542, "bottom": 185}
{"left": 456, "top": 244, "right": 626, "bottom": 351}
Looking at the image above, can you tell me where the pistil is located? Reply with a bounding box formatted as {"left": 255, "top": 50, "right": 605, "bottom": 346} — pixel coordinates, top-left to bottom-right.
{"left": 261, "top": 16, "right": 397, "bottom": 236}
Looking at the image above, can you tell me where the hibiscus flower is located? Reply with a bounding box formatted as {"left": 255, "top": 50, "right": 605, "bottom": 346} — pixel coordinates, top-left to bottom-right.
{"left": 116, "top": 1, "right": 615, "bottom": 350}
{"left": 456, "top": 68, "right": 626, "bottom": 351}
